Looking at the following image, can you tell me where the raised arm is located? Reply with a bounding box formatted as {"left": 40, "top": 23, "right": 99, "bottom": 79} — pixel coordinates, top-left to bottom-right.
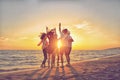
{"left": 46, "top": 26, "right": 50, "bottom": 39}
{"left": 59, "top": 23, "right": 61, "bottom": 33}
{"left": 54, "top": 28, "right": 57, "bottom": 35}
{"left": 46, "top": 26, "right": 49, "bottom": 33}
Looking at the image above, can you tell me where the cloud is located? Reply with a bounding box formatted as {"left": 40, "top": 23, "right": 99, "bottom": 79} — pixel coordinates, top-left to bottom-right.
{"left": 74, "top": 21, "right": 96, "bottom": 35}
{"left": 0, "top": 37, "right": 9, "bottom": 41}
{"left": 75, "top": 21, "right": 89, "bottom": 29}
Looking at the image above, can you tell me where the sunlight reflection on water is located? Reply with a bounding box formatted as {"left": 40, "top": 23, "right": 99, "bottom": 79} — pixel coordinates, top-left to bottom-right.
{"left": 0, "top": 48, "right": 120, "bottom": 71}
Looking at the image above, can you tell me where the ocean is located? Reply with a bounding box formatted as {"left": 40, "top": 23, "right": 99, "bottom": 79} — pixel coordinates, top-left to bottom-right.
{"left": 0, "top": 48, "right": 120, "bottom": 73}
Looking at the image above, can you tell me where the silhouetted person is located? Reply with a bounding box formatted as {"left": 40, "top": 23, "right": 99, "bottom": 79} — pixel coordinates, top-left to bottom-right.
{"left": 64, "top": 30, "right": 74, "bottom": 65}
{"left": 46, "top": 27, "right": 58, "bottom": 68}
{"left": 59, "top": 23, "right": 74, "bottom": 67}
{"left": 37, "top": 33, "right": 48, "bottom": 68}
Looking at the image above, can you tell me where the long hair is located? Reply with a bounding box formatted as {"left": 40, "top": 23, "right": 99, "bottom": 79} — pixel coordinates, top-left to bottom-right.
{"left": 40, "top": 33, "right": 47, "bottom": 40}
{"left": 62, "top": 29, "right": 68, "bottom": 34}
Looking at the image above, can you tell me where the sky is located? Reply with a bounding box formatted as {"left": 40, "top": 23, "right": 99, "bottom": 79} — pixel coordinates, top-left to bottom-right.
{"left": 0, "top": 0, "right": 120, "bottom": 50}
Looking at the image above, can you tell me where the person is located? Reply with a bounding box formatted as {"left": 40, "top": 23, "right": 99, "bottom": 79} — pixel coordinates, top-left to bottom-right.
{"left": 46, "top": 27, "right": 58, "bottom": 68}
{"left": 64, "top": 30, "right": 74, "bottom": 65}
{"left": 37, "top": 33, "right": 48, "bottom": 68}
{"left": 59, "top": 23, "right": 74, "bottom": 67}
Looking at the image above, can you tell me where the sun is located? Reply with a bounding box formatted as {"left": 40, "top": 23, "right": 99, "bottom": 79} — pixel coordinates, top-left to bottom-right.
{"left": 57, "top": 40, "right": 62, "bottom": 48}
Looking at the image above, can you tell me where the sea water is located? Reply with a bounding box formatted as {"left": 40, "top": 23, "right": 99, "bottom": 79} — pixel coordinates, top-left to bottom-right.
{"left": 0, "top": 48, "right": 120, "bottom": 73}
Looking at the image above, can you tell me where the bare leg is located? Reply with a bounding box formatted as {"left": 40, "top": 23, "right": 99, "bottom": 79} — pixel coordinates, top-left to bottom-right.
{"left": 65, "top": 53, "right": 70, "bottom": 65}
{"left": 65, "top": 47, "right": 71, "bottom": 65}
{"left": 57, "top": 49, "right": 59, "bottom": 66}
{"left": 60, "top": 47, "right": 64, "bottom": 67}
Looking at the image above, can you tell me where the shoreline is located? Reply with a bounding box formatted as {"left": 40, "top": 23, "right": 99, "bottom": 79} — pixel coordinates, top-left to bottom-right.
{"left": 0, "top": 54, "right": 120, "bottom": 74}
{"left": 0, "top": 54, "right": 120, "bottom": 80}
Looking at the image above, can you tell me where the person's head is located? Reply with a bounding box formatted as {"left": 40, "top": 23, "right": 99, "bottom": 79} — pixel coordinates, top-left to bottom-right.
{"left": 48, "top": 30, "right": 54, "bottom": 36}
{"left": 47, "top": 31, "right": 55, "bottom": 40}
{"left": 40, "top": 33, "right": 47, "bottom": 40}
{"left": 51, "top": 28, "right": 56, "bottom": 32}
{"left": 62, "top": 29, "right": 68, "bottom": 34}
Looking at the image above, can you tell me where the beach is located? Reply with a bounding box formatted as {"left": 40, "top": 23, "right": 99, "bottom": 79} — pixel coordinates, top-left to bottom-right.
{"left": 0, "top": 54, "right": 120, "bottom": 80}
{"left": 1, "top": 0, "right": 120, "bottom": 80}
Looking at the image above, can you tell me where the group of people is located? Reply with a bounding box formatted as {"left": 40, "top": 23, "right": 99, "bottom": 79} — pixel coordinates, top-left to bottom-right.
{"left": 37, "top": 23, "right": 74, "bottom": 68}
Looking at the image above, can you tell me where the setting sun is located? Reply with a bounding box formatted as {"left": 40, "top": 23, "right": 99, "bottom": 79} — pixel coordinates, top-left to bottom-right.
{"left": 0, "top": 1, "right": 120, "bottom": 79}
{"left": 57, "top": 40, "right": 62, "bottom": 48}
{"left": 0, "top": 0, "right": 120, "bottom": 50}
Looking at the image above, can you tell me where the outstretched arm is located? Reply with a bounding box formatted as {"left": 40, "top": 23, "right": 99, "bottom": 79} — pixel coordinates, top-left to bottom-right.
{"left": 37, "top": 41, "right": 42, "bottom": 46}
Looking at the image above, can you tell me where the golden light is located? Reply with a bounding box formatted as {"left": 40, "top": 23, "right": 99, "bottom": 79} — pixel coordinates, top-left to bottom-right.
{"left": 57, "top": 40, "right": 62, "bottom": 48}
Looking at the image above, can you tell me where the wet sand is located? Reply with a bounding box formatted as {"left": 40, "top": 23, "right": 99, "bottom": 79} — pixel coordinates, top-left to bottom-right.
{"left": 0, "top": 55, "right": 120, "bottom": 80}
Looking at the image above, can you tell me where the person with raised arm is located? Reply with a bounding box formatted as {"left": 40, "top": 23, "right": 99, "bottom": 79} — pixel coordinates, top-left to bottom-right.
{"left": 59, "top": 23, "right": 65, "bottom": 67}
{"left": 64, "top": 30, "right": 74, "bottom": 65}
{"left": 46, "top": 27, "right": 58, "bottom": 68}
{"left": 59, "top": 23, "right": 74, "bottom": 67}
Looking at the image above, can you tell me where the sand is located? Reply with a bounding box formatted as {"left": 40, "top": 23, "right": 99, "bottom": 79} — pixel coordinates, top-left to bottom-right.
{"left": 0, "top": 55, "right": 120, "bottom": 80}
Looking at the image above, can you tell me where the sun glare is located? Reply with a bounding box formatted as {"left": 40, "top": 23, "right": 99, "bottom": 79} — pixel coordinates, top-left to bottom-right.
{"left": 57, "top": 40, "right": 62, "bottom": 48}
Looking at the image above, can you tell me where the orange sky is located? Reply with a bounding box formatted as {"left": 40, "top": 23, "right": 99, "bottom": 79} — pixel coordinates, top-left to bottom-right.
{"left": 0, "top": 0, "right": 120, "bottom": 50}
{"left": 0, "top": 21, "right": 120, "bottom": 50}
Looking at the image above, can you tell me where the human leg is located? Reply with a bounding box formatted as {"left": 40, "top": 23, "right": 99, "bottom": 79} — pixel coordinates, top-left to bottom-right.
{"left": 41, "top": 49, "right": 47, "bottom": 67}
{"left": 60, "top": 47, "right": 64, "bottom": 67}
{"left": 51, "top": 52, "right": 55, "bottom": 68}
{"left": 57, "top": 49, "right": 59, "bottom": 66}
{"left": 48, "top": 54, "right": 50, "bottom": 68}
{"left": 65, "top": 47, "right": 71, "bottom": 65}
{"left": 43, "top": 49, "right": 47, "bottom": 67}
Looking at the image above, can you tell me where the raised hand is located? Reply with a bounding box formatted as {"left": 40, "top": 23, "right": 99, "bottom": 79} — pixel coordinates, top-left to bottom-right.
{"left": 59, "top": 23, "right": 61, "bottom": 32}
{"left": 59, "top": 23, "right": 61, "bottom": 27}
{"left": 46, "top": 26, "right": 48, "bottom": 33}
{"left": 54, "top": 28, "right": 56, "bottom": 33}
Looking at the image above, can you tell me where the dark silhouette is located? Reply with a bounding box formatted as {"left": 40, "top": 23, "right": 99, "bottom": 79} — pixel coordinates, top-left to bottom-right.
{"left": 46, "top": 27, "right": 58, "bottom": 68}
{"left": 37, "top": 33, "right": 48, "bottom": 68}
{"left": 38, "top": 23, "right": 73, "bottom": 68}
{"left": 59, "top": 23, "right": 74, "bottom": 67}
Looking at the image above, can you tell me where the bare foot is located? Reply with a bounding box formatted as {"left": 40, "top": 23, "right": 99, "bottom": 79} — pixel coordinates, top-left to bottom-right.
{"left": 65, "top": 64, "right": 71, "bottom": 67}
